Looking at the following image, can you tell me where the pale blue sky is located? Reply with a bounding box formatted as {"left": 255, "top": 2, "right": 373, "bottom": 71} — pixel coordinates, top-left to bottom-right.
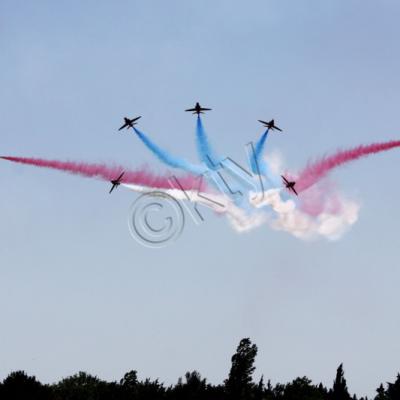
{"left": 1, "top": 1, "right": 400, "bottom": 397}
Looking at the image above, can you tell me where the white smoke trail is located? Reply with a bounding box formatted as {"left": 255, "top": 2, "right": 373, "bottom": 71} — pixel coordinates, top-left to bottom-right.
{"left": 123, "top": 181, "right": 360, "bottom": 240}
{"left": 251, "top": 188, "right": 360, "bottom": 240}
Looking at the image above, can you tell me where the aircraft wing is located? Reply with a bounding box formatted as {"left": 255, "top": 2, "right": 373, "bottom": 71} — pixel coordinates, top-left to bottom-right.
{"left": 132, "top": 116, "right": 141, "bottom": 122}
{"left": 109, "top": 185, "right": 115, "bottom": 194}
{"left": 281, "top": 175, "right": 289, "bottom": 185}
{"left": 291, "top": 187, "right": 298, "bottom": 196}
{"left": 185, "top": 108, "right": 196, "bottom": 112}
{"left": 200, "top": 107, "right": 211, "bottom": 111}
{"left": 275, "top": 126, "right": 283, "bottom": 132}
{"left": 118, "top": 124, "right": 127, "bottom": 131}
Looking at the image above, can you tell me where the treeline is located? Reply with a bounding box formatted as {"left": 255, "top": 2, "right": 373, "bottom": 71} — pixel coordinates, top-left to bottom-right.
{"left": 0, "top": 338, "right": 398, "bottom": 400}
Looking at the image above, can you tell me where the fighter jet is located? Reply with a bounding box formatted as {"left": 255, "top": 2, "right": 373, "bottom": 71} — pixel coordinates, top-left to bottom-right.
{"left": 281, "top": 175, "right": 298, "bottom": 196}
{"left": 258, "top": 119, "right": 282, "bottom": 132}
{"left": 109, "top": 172, "right": 125, "bottom": 194}
{"left": 185, "top": 102, "right": 212, "bottom": 115}
{"left": 118, "top": 116, "right": 141, "bottom": 131}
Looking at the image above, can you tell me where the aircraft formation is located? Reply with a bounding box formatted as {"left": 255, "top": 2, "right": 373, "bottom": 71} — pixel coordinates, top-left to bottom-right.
{"left": 111, "top": 103, "right": 298, "bottom": 196}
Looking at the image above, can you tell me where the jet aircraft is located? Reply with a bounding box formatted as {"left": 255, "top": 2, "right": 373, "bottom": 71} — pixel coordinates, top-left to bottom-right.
{"left": 281, "top": 175, "right": 298, "bottom": 196}
{"left": 258, "top": 119, "right": 282, "bottom": 132}
{"left": 118, "top": 116, "right": 141, "bottom": 131}
{"left": 185, "top": 102, "right": 212, "bottom": 115}
{"left": 109, "top": 172, "right": 125, "bottom": 194}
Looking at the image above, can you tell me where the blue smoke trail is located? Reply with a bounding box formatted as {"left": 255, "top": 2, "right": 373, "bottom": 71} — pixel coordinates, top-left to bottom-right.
{"left": 255, "top": 129, "right": 269, "bottom": 161}
{"left": 194, "top": 118, "right": 252, "bottom": 203}
{"left": 250, "top": 129, "right": 281, "bottom": 187}
{"left": 250, "top": 129, "right": 269, "bottom": 173}
{"left": 133, "top": 127, "right": 206, "bottom": 175}
{"left": 196, "top": 117, "right": 222, "bottom": 170}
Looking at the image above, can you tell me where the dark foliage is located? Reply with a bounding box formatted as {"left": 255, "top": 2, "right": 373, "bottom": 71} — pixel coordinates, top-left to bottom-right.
{"left": 0, "top": 339, "right": 398, "bottom": 400}
{"left": 0, "top": 370, "right": 53, "bottom": 400}
{"left": 225, "top": 337, "right": 258, "bottom": 399}
{"left": 330, "top": 364, "right": 351, "bottom": 400}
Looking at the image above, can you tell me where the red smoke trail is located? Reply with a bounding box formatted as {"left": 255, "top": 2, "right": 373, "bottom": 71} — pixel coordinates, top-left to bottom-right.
{"left": 296, "top": 140, "right": 400, "bottom": 192}
{"left": 0, "top": 156, "right": 201, "bottom": 190}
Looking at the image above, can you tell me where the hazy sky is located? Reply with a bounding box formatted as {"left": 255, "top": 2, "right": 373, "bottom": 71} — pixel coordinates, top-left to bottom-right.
{"left": 1, "top": 1, "right": 400, "bottom": 397}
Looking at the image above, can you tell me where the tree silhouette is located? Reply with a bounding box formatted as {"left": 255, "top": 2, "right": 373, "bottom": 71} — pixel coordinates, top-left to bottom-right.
{"left": 282, "top": 376, "right": 327, "bottom": 400}
{"left": 135, "top": 377, "right": 165, "bottom": 400}
{"left": 120, "top": 371, "right": 138, "bottom": 388}
{"left": 0, "top": 340, "right": 399, "bottom": 400}
{"left": 172, "top": 371, "right": 209, "bottom": 400}
{"left": 1, "top": 370, "right": 52, "bottom": 400}
{"left": 54, "top": 371, "right": 118, "bottom": 400}
{"left": 225, "top": 338, "right": 258, "bottom": 399}
{"left": 375, "top": 383, "right": 387, "bottom": 400}
{"left": 119, "top": 370, "right": 139, "bottom": 399}
{"left": 386, "top": 373, "right": 400, "bottom": 400}
{"left": 254, "top": 375, "right": 265, "bottom": 400}
{"left": 330, "top": 364, "right": 351, "bottom": 400}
